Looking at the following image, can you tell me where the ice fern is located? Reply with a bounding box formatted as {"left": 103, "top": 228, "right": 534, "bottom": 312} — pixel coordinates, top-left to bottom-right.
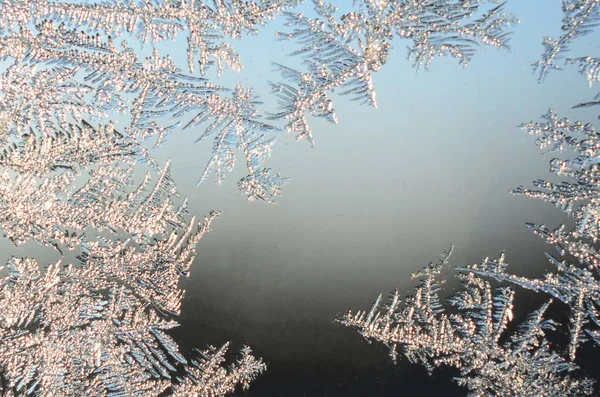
{"left": 0, "top": 256, "right": 265, "bottom": 396}
{"left": 0, "top": 0, "right": 301, "bottom": 394}
{"left": 0, "top": 4, "right": 291, "bottom": 201}
{"left": 456, "top": 108, "right": 600, "bottom": 362}
{"left": 454, "top": 3, "right": 600, "bottom": 364}
{"left": 269, "top": 0, "right": 517, "bottom": 144}
{"left": 533, "top": 0, "right": 600, "bottom": 84}
{"left": 0, "top": 160, "right": 183, "bottom": 249}
{"left": 0, "top": 134, "right": 269, "bottom": 395}
{"left": 340, "top": 247, "right": 595, "bottom": 396}
{"left": 0, "top": 121, "right": 137, "bottom": 175}
{"left": 342, "top": 3, "right": 600, "bottom": 394}
{"left": 0, "top": 0, "right": 514, "bottom": 196}
{"left": 0, "top": 0, "right": 536, "bottom": 395}
{"left": 533, "top": 0, "right": 600, "bottom": 118}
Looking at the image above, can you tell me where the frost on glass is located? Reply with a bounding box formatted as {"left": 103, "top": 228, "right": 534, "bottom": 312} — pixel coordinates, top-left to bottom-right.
{"left": 0, "top": 152, "right": 269, "bottom": 396}
{"left": 458, "top": 108, "right": 600, "bottom": 362}
{"left": 0, "top": 0, "right": 293, "bottom": 394}
{"left": 339, "top": 247, "right": 594, "bottom": 396}
{"left": 533, "top": 0, "right": 600, "bottom": 116}
{"left": 0, "top": 6, "right": 290, "bottom": 201}
{"left": 0, "top": 0, "right": 515, "bottom": 198}
{"left": 269, "top": 0, "right": 517, "bottom": 144}
{"left": 341, "top": 2, "right": 600, "bottom": 394}
{"left": 533, "top": 0, "right": 600, "bottom": 83}
{"left": 455, "top": 1, "right": 600, "bottom": 364}
{"left": 0, "top": 0, "right": 520, "bottom": 395}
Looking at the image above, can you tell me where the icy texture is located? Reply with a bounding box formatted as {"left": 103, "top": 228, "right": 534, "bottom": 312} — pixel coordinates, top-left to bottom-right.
{"left": 0, "top": 161, "right": 187, "bottom": 249}
{"left": 340, "top": 248, "right": 594, "bottom": 396}
{"left": 569, "top": 56, "right": 600, "bottom": 114}
{"left": 533, "top": 0, "right": 600, "bottom": 83}
{"left": 0, "top": 1, "right": 282, "bottom": 393}
{"left": 0, "top": 153, "right": 268, "bottom": 396}
{"left": 458, "top": 106, "right": 600, "bottom": 362}
{"left": 0, "top": 0, "right": 514, "bottom": 197}
{"left": 458, "top": 24, "right": 600, "bottom": 360}
{"left": 0, "top": 0, "right": 302, "bottom": 75}
{"left": 342, "top": 4, "right": 600, "bottom": 393}
{"left": 532, "top": 1, "right": 600, "bottom": 117}
{"left": 0, "top": 255, "right": 265, "bottom": 396}
{"left": 0, "top": 0, "right": 526, "bottom": 394}
{"left": 269, "top": 0, "right": 517, "bottom": 144}
{"left": 0, "top": 3, "right": 291, "bottom": 201}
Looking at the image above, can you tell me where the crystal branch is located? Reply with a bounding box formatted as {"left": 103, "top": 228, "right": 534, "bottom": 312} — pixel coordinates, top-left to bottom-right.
{"left": 269, "top": 0, "right": 516, "bottom": 144}
{"left": 0, "top": 0, "right": 302, "bottom": 75}
{"left": 0, "top": 21, "right": 287, "bottom": 196}
{"left": 533, "top": 0, "right": 600, "bottom": 83}
{"left": 340, "top": 248, "right": 594, "bottom": 396}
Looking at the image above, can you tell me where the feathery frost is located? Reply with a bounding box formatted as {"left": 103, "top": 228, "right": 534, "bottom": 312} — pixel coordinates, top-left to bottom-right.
{"left": 269, "top": 0, "right": 517, "bottom": 144}
{"left": 340, "top": 247, "right": 594, "bottom": 396}
{"left": 342, "top": 3, "right": 600, "bottom": 393}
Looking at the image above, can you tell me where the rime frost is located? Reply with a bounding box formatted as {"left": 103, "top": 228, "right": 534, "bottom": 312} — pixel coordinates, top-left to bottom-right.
{"left": 340, "top": 247, "right": 594, "bottom": 396}
{"left": 0, "top": 3, "right": 291, "bottom": 201}
{"left": 0, "top": 0, "right": 545, "bottom": 395}
{"left": 0, "top": 0, "right": 294, "bottom": 394}
{"left": 533, "top": 0, "right": 600, "bottom": 83}
{"left": 457, "top": 106, "right": 600, "bottom": 362}
{"left": 455, "top": 5, "right": 600, "bottom": 364}
{"left": 341, "top": 2, "right": 600, "bottom": 394}
{"left": 269, "top": 0, "right": 517, "bottom": 144}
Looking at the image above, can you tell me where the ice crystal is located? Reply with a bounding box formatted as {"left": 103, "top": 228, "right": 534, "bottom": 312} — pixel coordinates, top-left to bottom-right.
{"left": 455, "top": 105, "right": 600, "bottom": 362}
{"left": 0, "top": 121, "right": 136, "bottom": 175}
{"left": 0, "top": 0, "right": 302, "bottom": 74}
{"left": 340, "top": 247, "right": 594, "bottom": 396}
{"left": 533, "top": 0, "right": 600, "bottom": 83}
{"left": 0, "top": 0, "right": 514, "bottom": 194}
{"left": 0, "top": 149, "right": 267, "bottom": 396}
{"left": 269, "top": 0, "right": 517, "bottom": 144}
{"left": 0, "top": 0, "right": 301, "bottom": 394}
{"left": 569, "top": 56, "right": 600, "bottom": 115}
{"left": 0, "top": 0, "right": 550, "bottom": 395}
{"left": 0, "top": 10, "right": 288, "bottom": 198}
{"left": 0, "top": 255, "right": 265, "bottom": 396}
{"left": 0, "top": 161, "right": 186, "bottom": 249}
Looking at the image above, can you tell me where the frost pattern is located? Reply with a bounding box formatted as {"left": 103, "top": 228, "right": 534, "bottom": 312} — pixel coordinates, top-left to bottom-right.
{"left": 533, "top": 0, "right": 600, "bottom": 83}
{"left": 0, "top": 0, "right": 525, "bottom": 395}
{"left": 0, "top": 256, "right": 265, "bottom": 396}
{"left": 0, "top": 0, "right": 291, "bottom": 393}
{"left": 454, "top": 8, "right": 600, "bottom": 363}
{"left": 457, "top": 107, "right": 600, "bottom": 362}
{"left": 0, "top": 0, "right": 514, "bottom": 196}
{"left": 0, "top": 5, "right": 291, "bottom": 201}
{"left": 340, "top": 247, "right": 594, "bottom": 396}
{"left": 269, "top": 0, "right": 517, "bottom": 144}
{"left": 341, "top": 3, "right": 600, "bottom": 392}
{"left": 0, "top": 155, "right": 268, "bottom": 396}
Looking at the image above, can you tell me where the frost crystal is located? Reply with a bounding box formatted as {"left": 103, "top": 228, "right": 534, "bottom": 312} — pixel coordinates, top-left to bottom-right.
{"left": 0, "top": 2, "right": 291, "bottom": 199}
{"left": 0, "top": 255, "right": 265, "bottom": 396}
{"left": 269, "top": 0, "right": 517, "bottom": 144}
{"left": 457, "top": 21, "right": 600, "bottom": 359}
{"left": 0, "top": 156, "right": 268, "bottom": 395}
{"left": 0, "top": 0, "right": 549, "bottom": 395}
{"left": 0, "top": 0, "right": 300, "bottom": 394}
{"left": 457, "top": 106, "right": 600, "bottom": 362}
{"left": 343, "top": 4, "right": 600, "bottom": 393}
{"left": 533, "top": 0, "right": 600, "bottom": 83}
{"left": 340, "top": 247, "right": 594, "bottom": 396}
